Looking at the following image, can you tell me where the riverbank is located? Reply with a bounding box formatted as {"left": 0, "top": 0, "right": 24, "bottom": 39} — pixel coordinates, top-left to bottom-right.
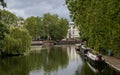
{"left": 31, "top": 39, "right": 81, "bottom": 46}
{"left": 76, "top": 44, "right": 120, "bottom": 73}
{"left": 103, "top": 55, "right": 120, "bottom": 72}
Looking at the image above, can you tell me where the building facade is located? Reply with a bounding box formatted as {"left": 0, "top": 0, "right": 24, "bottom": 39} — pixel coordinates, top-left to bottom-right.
{"left": 67, "top": 22, "right": 80, "bottom": 39}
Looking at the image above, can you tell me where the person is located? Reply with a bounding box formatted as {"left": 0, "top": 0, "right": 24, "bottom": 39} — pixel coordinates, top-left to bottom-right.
{"left": 108, "top": 49, "right": 111, "bottom": 56}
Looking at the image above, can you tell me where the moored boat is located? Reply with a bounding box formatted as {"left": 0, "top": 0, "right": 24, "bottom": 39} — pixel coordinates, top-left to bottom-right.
{"left": 86, "top": 51, "right": 105, "bottom": 66}
{"left": 87, "top": 61, "right": 105, "bottom": 73}
{"left": 80, "top": 45, "right": 90, "bottom": 55}
{"left": 76, "top": 45, "right": 90, "bottom": 60}
{"left": 75, "top": 44, "right": 81, "bottom": 51}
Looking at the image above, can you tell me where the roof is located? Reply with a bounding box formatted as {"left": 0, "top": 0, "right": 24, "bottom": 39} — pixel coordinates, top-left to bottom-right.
{"left": 69, "top": 22, "right": 74, "bottom": 25}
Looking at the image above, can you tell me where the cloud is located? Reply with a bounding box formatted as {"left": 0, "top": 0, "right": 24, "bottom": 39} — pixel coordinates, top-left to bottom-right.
{"left": 4, "top": 0, "right": 71, "bottom": 21}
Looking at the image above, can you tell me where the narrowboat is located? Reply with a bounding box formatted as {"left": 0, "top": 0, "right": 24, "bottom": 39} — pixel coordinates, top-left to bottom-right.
{"left": 86, "top": 51, "right": 105, "bottom": 66}
{"left": 80, "top": 45, "right": 90, "bottom": 55}
{"left": 75, "top": 44, "right": 81, "bottom": 51}
{"left": 87, "top": 61, "right": 105, "bottom": 73}
{"left": 77, "top": 45, "right": 90, "bottom": 60}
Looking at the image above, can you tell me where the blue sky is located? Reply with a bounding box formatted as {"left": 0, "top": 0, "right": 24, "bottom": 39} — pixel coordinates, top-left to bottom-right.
{"left": 4, "top": 0, "right": 71, "bottom": 21}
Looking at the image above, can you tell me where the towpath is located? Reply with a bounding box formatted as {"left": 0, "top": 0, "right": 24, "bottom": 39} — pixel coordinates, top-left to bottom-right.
{"left": 103, "top": 55, "right": 120, "bottom": 72}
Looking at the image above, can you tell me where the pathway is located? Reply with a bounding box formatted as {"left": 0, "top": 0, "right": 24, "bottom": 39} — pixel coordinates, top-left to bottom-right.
{"left": 103, "top": 55, "right": 120, "bottom": 71}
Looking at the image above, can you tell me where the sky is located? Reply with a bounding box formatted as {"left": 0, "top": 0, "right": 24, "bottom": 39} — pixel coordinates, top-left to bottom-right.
{"left": 4, "top": 0, "right": 71, "bottom": 21}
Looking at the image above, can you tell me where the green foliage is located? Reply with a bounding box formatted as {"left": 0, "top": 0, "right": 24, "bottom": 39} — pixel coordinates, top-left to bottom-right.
{"left": 0, "top": 21, "right": 31, "bottom": 55}
{"left": 24, "top": 16, "right": 46, "bottom": 40}
{"left": 66, "top": 0, "right": 120, "bottom": 56}
{"left": 1, "top": 27, "right": 31, "bottom": 55}
{"left": 0, "top": 46, "right": 69, "bottom": 75}
{"left": 25, "top": 13, "right": 68, "bottom": 40}
{"left": 0, "top": 23, "right": 9, "bottom": 53}
{"left": 0, "top": 22, "right": 9, "bottom": 39}
{"left": 0, "top": 0, "right": 7, "bottom": 8}
{"left": 51, "top": 18, "right": 68, "bottom": 40}
{"left": 0, "top": 10, "right": 18, "bottom": 26}
{"left": 0, "top": 2, "right": 31, "bottom": 56}
{"left": 43, "top": 13, "right": 68, "bottom": 40}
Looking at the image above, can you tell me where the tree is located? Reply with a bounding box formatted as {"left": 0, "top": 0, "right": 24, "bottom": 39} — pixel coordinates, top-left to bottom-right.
{"left": 0, "top": 23, "right": 9, "bottom": 53}
{"left": 0, "top": 0, "right": 7, "bottom": 8}
{"left": 0, "top": 0, "right": 7, "bottom": 21}
{"left": 25, "top": 13, "right": 68, "bottom": 40}
{"left": 36, "top": 17, "right": 47, "bottom": 40}
{"left": 43, "top": 13, "right": 68, "bottom": 40}
{"left": 25, "top": 16, "right": 41, "bottom": 40}
{"left": 52, "top": 18, "right": 68, "bottom": 40}
{"left": 1, "top": 27, "right": 31, "bottom": 55}
{"left": 43, "top": 13, "right": 59, "bottom": 40}
{"left": 0, "top": 10, "right": 18, "bottom": 26}
{"left": 0, "top": 1, "right": 31, "bottom": 56}
{"left": 66, "top": 0, "right": 120, "bottom": 56}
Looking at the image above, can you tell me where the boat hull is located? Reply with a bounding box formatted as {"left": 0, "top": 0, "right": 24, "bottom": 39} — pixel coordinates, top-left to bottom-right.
{"left": 87, "top": 56, "right": 105, "bottom": 66}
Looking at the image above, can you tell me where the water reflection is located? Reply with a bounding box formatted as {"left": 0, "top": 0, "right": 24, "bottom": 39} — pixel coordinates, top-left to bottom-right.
{"left": 87, "top": 62, "right": 104, "bottom": 73}
{"left": 76, "top": 52, "right": 120, "bottom": 75}
{"left": 0, "top": 45, "right": 119, "bottom": 75}
{"left": 29, "top": 45, "right": 81, "bottom": 75}
{"left": 0, "top": 56, "right": 30, "bottom": 75}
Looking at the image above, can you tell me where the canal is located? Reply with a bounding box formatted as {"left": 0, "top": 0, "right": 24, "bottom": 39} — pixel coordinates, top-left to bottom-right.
{"left": 0, "top": 45, "right": 119, "bottom": 75}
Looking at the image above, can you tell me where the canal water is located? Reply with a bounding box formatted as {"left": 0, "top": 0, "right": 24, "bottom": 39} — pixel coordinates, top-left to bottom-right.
{"left": 0, "top": 45, "right": 119, "bottom": 75}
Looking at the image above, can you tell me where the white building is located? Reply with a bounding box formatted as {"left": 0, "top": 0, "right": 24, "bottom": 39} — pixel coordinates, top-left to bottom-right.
{"left": 17, "top": 20, "right": 24, "bottom": 27}
{"left": 67, "top": 22, "right": 80, "bottom": 39}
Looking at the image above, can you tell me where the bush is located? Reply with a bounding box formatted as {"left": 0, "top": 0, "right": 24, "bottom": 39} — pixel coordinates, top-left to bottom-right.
{"left": 1, "top": 27, "right": 31, "bottom": 55}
